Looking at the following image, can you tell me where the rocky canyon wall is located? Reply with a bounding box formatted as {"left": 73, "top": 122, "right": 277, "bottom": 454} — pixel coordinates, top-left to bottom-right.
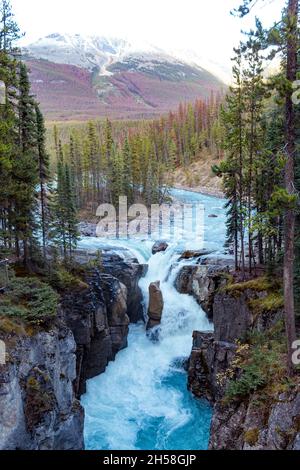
{"left": 184, "top": 266, "right": 300, "bottom": 450}
{"left": 0, "top": 254, "right": 145, "bottom": 450}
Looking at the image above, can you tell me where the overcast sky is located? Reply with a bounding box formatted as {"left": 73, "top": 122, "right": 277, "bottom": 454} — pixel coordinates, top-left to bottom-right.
{"left": 11, "top": 0, "right": 284, "bottom": 79}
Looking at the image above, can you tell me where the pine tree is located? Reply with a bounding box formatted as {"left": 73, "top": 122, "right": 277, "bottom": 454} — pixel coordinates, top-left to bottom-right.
{"left": 294, "top": 41, "right": 300, "bottom": 318}
{"left": 50, "top": 143, "right": 79, "bottom": 259}
{"left": 242, "top": 25, "right": 266, "bottom": 273}
{"left": 104, "top": 118, "right": 113, "bottom": 162}
{"left": 14, "top": 62, "right": 39, "bottom": 267}
{"left": 0, "top": 0, "right": 22, "bottom": 52}
{"left": 35, "top": 104, "right": 50, "bottom": 259}
{"left": 283, "top": 0, "right": 298, "bottom": 373}
{"left": 50, "top": 141, "right": 67, "bottom": 256}
{"left": 53, "top": 124, "right": 59, "bottom": 160}
{"left": 234, "top": 0, "right": 299, "bottom": 373}
{"left": 0, "top": 54, "right": 16, "bottom": 249}
{"left": 130, "top": 136, "right": 142, "bottom": 200}
{"left": 64, "top": 164, "right": 79, "bottom": 258}
{"left": 216, "top": 47, "right": 246, "bottom": 275}
{"left": 0, "top": 0, "right": 19, "bottom": 251}
{"left": 111, "top": 149, "right": 124, "bottom": 207}
{"left": 122, "top": 137, "right": 133, "bottom": 204}
{"left": 0, "top": 0, "right": 54, "bottom": 268}
{"left": 87, "top": 121, "right": 100, "bottom": 208}
{"left": 69, "top": 132, "right": 83, "bottom": 207}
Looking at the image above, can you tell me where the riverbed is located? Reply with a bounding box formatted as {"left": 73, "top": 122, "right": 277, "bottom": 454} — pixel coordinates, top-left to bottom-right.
{"left": 80, "top": 189, "right": 227, "bottom": 450}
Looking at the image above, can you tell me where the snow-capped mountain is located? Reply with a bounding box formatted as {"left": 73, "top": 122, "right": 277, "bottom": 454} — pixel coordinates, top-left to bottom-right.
{"left": 23, "top": 33, "right": 225, "bottom": 121}
{"left": 24, "top": 33, "right": 167, "bottom": 74}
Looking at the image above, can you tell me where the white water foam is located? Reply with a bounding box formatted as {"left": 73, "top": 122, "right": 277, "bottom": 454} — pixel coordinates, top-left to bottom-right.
{"left": 81, "top": 190, "right": 226, "bottom": 450}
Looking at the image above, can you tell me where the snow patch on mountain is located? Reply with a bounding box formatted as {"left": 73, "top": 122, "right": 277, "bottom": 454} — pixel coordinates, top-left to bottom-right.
{"left": 24, "top": 33, "right": 227, "bottom": 83}
{"left": 24, "top": 33, "right": 168, "bottom": 76}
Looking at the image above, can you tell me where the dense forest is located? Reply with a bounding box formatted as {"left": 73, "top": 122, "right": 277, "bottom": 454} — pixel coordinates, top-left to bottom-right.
{"left": 215, "top": 0, "right": 299, "bottom": 373}
{"left": 0, "top": 0, "right": 78, "bottom": 263}
{"left": 52, "top": 94, "right": 224, "bottom": 211}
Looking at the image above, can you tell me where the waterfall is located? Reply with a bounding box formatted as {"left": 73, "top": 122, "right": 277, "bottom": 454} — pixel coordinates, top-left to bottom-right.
{"left": 81, "top": 189, "right": 227, "bottom": 450}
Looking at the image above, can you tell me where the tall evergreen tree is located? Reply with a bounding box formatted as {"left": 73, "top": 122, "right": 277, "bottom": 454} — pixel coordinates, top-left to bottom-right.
{"left": 35, "top": 104, "right": 50, "bottom": 259}
{"left": 14, "top": 62, "right": 38, "bottom": 267}
{"left": 50, "top": 142, "right": 78, "bottom": 259}
{"left": 242, "top": 25, "right": 265, "bottom": 273}
{"left": 0, "top": 0, "right": 22, "bottom": 52}
{"left": 215, "top": 47, "right": 246, "bottom": 275}
{"left": 283, "top": 0, "right": 298, "bottom": 373}
{"left": 234, "top": 0, "right": 299, "bottom": 373}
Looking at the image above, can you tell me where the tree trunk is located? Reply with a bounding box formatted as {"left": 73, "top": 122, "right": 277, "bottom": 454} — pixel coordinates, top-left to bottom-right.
{"left": 40, "top": 179, "right": 47, "bottom": 260}
{"left": 284, "top": 0, "right": 298, "bottom": 374}
{"left": 238, "top": 79, "right": 245, "bottom": 278}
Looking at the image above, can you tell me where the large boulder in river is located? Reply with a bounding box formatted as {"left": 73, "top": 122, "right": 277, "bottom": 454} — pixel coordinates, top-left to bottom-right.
{"left": 146, "top": 281, "right": 164, "bottom": 330}
{"left": 152, "top": 241, "right": 168, "bottom": 255}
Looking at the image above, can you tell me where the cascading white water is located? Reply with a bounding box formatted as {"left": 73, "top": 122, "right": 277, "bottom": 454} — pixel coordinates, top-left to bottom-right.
{"left": 81, "top": 190, "right": 227, "bottom": 450}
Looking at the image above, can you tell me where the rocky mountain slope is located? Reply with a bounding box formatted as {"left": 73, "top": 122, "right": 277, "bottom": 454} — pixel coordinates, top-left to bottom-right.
{"left": 23, "top": 34, "right": 224, "bottom": 121}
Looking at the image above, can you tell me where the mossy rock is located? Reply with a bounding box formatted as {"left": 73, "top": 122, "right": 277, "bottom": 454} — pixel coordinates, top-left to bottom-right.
{"left": 0, "top": 317, "right": 27, "bottom": 335}
{"left": 48, "top": 267, "right": 88, "bottom": 291}
{"left": 249, "top": 292, "right": 284, "bottom": 316}
{"left": 244, "top": 428, "right": 259, "bottom": 446}
{"left": 224, "top": 276, "right": 274, "bottom": 296}
{"left": 24, "top": 370, "right": 56, "bottom": 431}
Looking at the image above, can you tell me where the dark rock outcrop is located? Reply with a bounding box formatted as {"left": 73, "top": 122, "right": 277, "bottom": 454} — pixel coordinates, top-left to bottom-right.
{"left": 146, "top": 281, "right": 164, "bottom": 330}
{"left": 188, "top": 331, "right": 236, "bottom": 402}
{"left": 78, "top": 221, "right": 96, "bottom": 237}
{"left": 179, "top": 250, "right": 214, "bottom": 260}
{"left": 102, "top": 256, "right": 147, "bottom": 323}
{"left": 175, "top": 264, "right": 230, "bottom": 320}
{"left": 61, "top": 269, "right": 129, "bottom": 397}
{"left": 152, "top": 241, "right": 168, "bottom": 255}
{"left": 0, "top": 326, "right": 84, "bottom": 450}
{"left": 187, "top": 282, "right": 299, "bottom": 450}
{"left": 209, "top": 390, "right": 300, "bottom": 450}
{"left": 0, "top": 253, "right": 146, "bottom": 450}
{"left": 213, "top": 291, "right": 253, "bottom": 342}
{"left": 74, "top": 248, "right": 146, "bottom": 323}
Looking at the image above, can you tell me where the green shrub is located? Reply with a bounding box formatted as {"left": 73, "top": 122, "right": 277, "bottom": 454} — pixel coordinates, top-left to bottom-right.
{"left": 48, "top": 266, "right": 88, "bottom": 291}
{"left": 224, "top": 276, "right": 272, "bottom": 294}
{"left": 225, "top": 337, "right": 286, "bottom": 401}
{"left": 226, "top": 359, "right": 266, "bottom": 399}
{"left": 244, "top": 428, "right": 259, "bottom": 446}
{"left": 0, "top": 278, "right": 58, "bottom": 325}
{"left": 249, "top": 292, "right": 284, "bottom": 315}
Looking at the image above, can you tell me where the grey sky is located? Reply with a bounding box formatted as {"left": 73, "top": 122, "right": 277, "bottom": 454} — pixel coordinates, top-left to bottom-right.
{"left": 11, "top": 0, "right": 284, "bottom": 80}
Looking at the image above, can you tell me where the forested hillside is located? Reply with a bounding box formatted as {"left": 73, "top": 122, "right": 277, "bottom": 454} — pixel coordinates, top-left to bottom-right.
{"left": 52, "top": 95, "right": 224, "bottom": 211}
{"left": 0, "top": 0, "right": 78, "bottom": 264}
{"left": 214, "top": 0, "right": 299, "bottom": 374}
{"left": 0, "top": 0, "right": 300, "bottom": 455}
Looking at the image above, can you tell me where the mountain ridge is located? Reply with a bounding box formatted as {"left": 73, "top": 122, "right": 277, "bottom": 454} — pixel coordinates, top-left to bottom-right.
{"left": 23, "top": 33, "right": 225, "bottom": 121}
